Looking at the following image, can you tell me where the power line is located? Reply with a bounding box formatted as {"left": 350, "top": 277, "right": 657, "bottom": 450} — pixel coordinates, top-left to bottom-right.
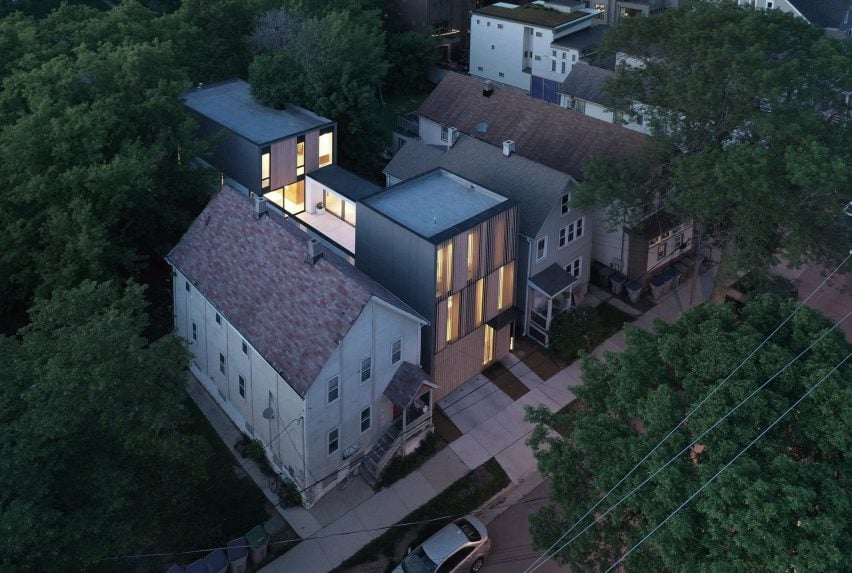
{"left": 526, "top": 307, "right": 850, "bottom": 573}
{"left": 524, "top": 251, "right": 851, "bottom": 572}
{"left": 101, "top": 495, "right": 552, "bottom": 562}
{"left": 604, "top": 352, "right": 850, "bottom": 573}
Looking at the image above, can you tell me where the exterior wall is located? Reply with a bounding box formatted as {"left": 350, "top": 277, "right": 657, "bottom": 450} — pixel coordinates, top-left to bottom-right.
{"left": 172, "top": 268, "right": 306, "bottom": 483}
{"left": 432, "top": 322, "right": 511, "bottom": 396}
{"left": 592, "top": 208, "right": 632, "bottom": 275}
{"left": 302, "top": 298, "right": 422, "bottom": 504}
{"left": 559, "top": 97, "right": 651, "bottom": 134}
{"left": 470, "top": 14, "right": 532, "bottom": 91}
{"left": 192, "top": 113, "right": 261, "bottom": 195}
{"left": 418, "top": 117, "right": 447, "bottom": 147}
{"left": 527, "top": 202, "right": 593, "bottom": 291}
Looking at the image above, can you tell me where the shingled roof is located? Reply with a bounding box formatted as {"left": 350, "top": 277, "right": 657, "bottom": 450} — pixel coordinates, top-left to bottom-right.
{"left": 788, "top": 0, "right": 851, "bottom": 31}
{"left": 167, "top": 186, "right": 422, "bottom": 397}
{"left": 384, "top": 134, "right": 575, "bottom": 239}
{"left": 559, "top": 62, "right": 614, "bottom": 106}
{"left": 418, "top": 72, "right": 646, "bottom": 180}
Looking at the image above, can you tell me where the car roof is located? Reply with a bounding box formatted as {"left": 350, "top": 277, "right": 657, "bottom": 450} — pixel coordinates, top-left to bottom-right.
{"left": 421, "top": 517, "right": 488, "bottom": 563}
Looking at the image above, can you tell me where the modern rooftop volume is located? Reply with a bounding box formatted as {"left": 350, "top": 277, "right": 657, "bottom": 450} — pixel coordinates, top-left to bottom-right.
{"left": 474, "top": 3, "right": 590, "bottom": 28}
{"left": 364, "top": 169, "right": 510, "bottom": 241}
{"left": 183, "top": 79, "right": 333, "bottom": 145}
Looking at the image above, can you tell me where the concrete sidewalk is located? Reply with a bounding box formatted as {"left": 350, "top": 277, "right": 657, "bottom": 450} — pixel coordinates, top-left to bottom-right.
{"left": 258, "top": 271, "right": 715, "bottom": 572}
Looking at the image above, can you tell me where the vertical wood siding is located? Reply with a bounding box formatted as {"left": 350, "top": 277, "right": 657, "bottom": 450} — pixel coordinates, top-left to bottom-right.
{"left": 271, "top": 138, "right": 296, "bottom": 189}
{"left": 304, "top": 130, "right": 319, "bottom": 173}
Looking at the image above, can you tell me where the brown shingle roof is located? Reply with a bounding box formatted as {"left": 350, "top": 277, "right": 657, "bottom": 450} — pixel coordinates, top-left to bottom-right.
{"left": 167, "top": 186, "right": 421, "bottom": 397}
{"left": 418, "top": 72, "right": 646, "bottom": 180}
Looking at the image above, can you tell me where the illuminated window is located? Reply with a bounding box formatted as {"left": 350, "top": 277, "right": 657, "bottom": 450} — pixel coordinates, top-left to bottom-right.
{"left": 474, "top": 278, "right": 485, "bottom": 327}
{"left": 296, "top": 136, "right": 305, "bottom": 176}
{"left": 319, "top": 128, "right": 333, "bottom": 167}
{"left": 261, "top": 146, "right": 270, "bottom": 190}
{"left": 436, "top": 243, "right": 453, "bottom": 297}
{"left": 467, "top": 230, "right": 477, "bottom": 280}
{"left": 447, "top": 294, "right": 459, "bottom": 342}
{"left": 483, "top": 325, "right": 495, "bottom": 365}
{"left": 498, "top": 266, "right": 506, "bottom": 310}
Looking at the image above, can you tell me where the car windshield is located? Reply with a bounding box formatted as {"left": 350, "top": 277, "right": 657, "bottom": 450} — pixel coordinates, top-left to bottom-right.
{"left": 400, "top": 546, "right": 438, "bottom": 573}
{"left": 455, "top": 519, "right": 481, "bottom": 542}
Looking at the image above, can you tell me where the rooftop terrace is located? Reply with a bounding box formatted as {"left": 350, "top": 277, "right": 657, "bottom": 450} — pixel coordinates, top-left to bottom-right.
{"left": 474, "top": 3, "right": 590, "bottom": 28}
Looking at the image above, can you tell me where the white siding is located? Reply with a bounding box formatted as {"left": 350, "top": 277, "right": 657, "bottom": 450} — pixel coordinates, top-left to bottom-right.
{"left": 469, "top": 14, "right": 531, "bottom": 91}
{"left": 591, "top": 208, "right": 633, "bottom": 275}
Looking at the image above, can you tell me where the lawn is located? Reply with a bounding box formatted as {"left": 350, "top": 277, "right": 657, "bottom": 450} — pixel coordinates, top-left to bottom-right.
{"left": 335, "top": 459, "right": 510, "bottom": 572}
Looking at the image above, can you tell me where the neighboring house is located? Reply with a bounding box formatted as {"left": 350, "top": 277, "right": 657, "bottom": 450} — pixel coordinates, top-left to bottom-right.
{"left": 168, "top": 187, "right": 432, "bottom": 504}
{"left": 596, "top": 0, "right": 684, "bottom": 25}
{"left": 469, "top": 2, "right": 604, "bottom": 103}
{"left": 390, "top": 0, "right": 478, "bottom": 60}
{"left": 410, "top": 72, "right": 694, "bottom": 286}
{"left": 737, "top": 0, "right": 852, "bottom": 37}
{"left": 184, "top": 79, "right": 378, "bottom": 261}
{"left": 356, "top": 169, "right": 519, "bottom": 397}
{"left": 559, "top": 62, "right": 650, "bottom": 133}
{"left": 384, "top": 134, "right": 593, "bottom": 347}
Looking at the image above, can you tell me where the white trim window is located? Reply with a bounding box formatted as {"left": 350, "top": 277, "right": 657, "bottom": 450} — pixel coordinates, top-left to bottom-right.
{"left": 391, "top": 339, "right": 402, "bottom": 365}
{"left": 560, "top": 217, "right": 585, "bottom": 248}
{"left": 561, "top": 194, "right": 570, "bottom": 215}
{"left": 328, "top": 427, "right": 339, "bottom": 455}
{"left": 536, "top": 237, "right": 547, "bottom": 262}
{"left": 360, "top": 356, "right": 372, "bottom": 383}
{"left": 327, "top": 375, "right": 339, "bottom": 404}
{"left": 360, "top": 406, "right": 371, "bottom": 433}
{"left": 568, "top": 257, "right": 582, "bottom": 278}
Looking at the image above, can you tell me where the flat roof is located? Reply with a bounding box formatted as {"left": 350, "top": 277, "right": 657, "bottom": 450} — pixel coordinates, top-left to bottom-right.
{"left": 474, "top": 4, "right": 589, "bottom": 28}
{"left": 183, "top": 79, "right": 333, "bottom": 145}
{"left": 551, "top": 24, "right": 607, "bottom": 51}
{"left": 366, "top": 169, "right": 508, "bottom": 240}
{"left": 307, "top": 165, "right": 381, "bottom": 202}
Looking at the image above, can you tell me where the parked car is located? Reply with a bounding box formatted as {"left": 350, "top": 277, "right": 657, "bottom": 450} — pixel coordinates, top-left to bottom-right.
{"left": 393, "top": 516, "right": 490, "bottom": 573}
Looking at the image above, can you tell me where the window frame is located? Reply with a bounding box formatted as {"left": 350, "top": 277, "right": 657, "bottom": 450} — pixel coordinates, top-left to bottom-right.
{"left": 327, "top": 427, "right": 339, "bottom": 456}
{"left": 360, "top": 406, "right": 371, "bottom": 433}
{"left": 219, "top": 353, "right": 226, "bottom": 375}
{"left": 391, "top": 339, "right": 402, "bottom": 365}
{"left": 568, "top": 257, "right": 582, "bottom": 278}
{"left": 440, "top": 125, "right": 449, "bottom": 142}
{"left": 191, "top": 322, "right": 197, "bottom": 342}
{"left": 561, "top": 193, "right": 570, "bottom": 215}
{"left": 536, "top": 237, "right": 547, "bottom": 262}
{"left": 241, "top": 340, "right": 248, "bottom": 355}
{"left": 238, "top": 375, "right": 246, "bottom": 399}
{"left": 327, "top": 375, "right": 339, "bottom": 404}
{"left": 215, "top": 313, "right": 221, "bottom": 326}
{"left": 360, "top": 355, "right": 372, "bottom": 383}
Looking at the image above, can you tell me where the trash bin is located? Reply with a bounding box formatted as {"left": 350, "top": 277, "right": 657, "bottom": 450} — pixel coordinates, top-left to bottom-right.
{"left": 246, "top": 525, "right": 270, "bottom": 565}
{"left": 593, "top": 261, "right": 614, "bottom": 289}
{"left": 186, "top": 559, "right": 206, "bottom": 573}
{"left": 667, "top": 266, "right": 682, "bottom": 290}
{"left": 227, "top": 537, "right": 248, "bottom": 573}
{"left": 204, "top": 549, "right": 228, "bottom": 573}
{"left": 649, "top": 273, "right": 668, "bottom": 301}
{"left": 263, "top": 515, "right": 289, "bottom": 556}
{"left": 625, "top": 280, "right": 642, "bottom": 303}
{"left": 165, "top": 565, "right": 185, "bottom": 573}
{"left": 610, "top": 272, "right": 627, "bottom": 295}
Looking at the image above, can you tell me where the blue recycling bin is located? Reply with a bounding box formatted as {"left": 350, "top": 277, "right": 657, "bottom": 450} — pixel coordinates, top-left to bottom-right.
{"left": 204, "top": 549, "right": 228, "bottom": 573}
{"left": 227, "top": 537, "right": 248, "bottom": 573}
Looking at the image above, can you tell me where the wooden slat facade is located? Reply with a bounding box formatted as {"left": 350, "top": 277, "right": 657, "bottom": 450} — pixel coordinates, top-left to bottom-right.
{"left": 270, "top": 138, "right": 296, "bottom": 189}
{"left": 304, "top": 130, "right": 319, "bottom": 173}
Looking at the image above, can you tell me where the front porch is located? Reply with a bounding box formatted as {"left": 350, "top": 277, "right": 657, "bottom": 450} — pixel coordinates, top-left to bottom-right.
{"left": 527, "top": 263, "right": 578, "bottom": 347}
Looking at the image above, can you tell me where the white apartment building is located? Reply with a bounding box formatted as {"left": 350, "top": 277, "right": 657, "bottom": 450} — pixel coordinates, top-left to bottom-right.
{"left": 469, "top": 1, "right": 604, "bottom": 104}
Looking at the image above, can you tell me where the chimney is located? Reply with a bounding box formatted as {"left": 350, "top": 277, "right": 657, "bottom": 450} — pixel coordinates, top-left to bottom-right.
{"left": 306, "top": 238, "right": 324, "bottom": 265}
{"left": 502, "top": 140, "right": 515, "bottom": 157}
{"left": 447, "top": 127, "right": 459, "bottom": 148}
{"left": 482, "top": 80, "right": 494, "bottom": 97}
{"left": 253, "top": 196, "right": 268, "bottom": 219}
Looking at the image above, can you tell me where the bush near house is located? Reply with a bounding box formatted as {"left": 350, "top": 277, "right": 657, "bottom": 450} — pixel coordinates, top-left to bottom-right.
{"left": 549, "top": 303, "right": 635, "bottom": 362}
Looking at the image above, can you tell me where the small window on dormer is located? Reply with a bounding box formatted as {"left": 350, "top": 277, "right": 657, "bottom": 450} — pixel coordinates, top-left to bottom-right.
{"left": 561, "top": 194, "right": 570, "bottom": 215}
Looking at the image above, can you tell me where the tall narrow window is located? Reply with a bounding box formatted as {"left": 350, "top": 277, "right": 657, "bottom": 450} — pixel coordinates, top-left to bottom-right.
{"left": 474, "top": 278, "right": 485, "bottom": 327}
{"left": 215, "top": 313, "right": 221, "bottom": 326}
{"left": 467, "top": 230, "right": 477, "bottom": 280}
{"left": 360, "top": 356, "right": 372, "bottom": 383}
{"left": 561, "top": 193, "right": 570, "bottom": 215}
{"left": 391, "top": 339, "right": 402, "bottom": 365}
{"left": 242, "top": 341, "right": 248, "bottom": 355}
{"left": 219, "top": 353, "right": 226, "bottom": 375}
{"left": 319, "top": 128, "right": 333, "bottom": 167}
{"left": 497, "top": 266, "right": 505, "bottom": 311}
{"left": 360, "top": 407, "right": 371, "bottom": 433}
{"left": 328, "top": 427, "right": 339, "bottom": 455}
{"left": 568, "top": 257, "right": 582, "bottom": 278}
{"left": 296, "top": 136, "right": 305, "bottom": 176}
{"left": 327, "top": 376, "right": 339, "bottom": 404}
{"left": 483, "top": 325, "right": 495, "bottom": 365}
{"left": 436, "top": 243, "right": 453, "bottom": 297}
{"left": 261, "top": 146, "right": 271, "bottom": 190}
{"left": 238, "top": 375, "right": 246, "bottom": 398}
{"left": 191, "top": 322, "right": 197, "bottom": 342}
{"left": 446, "top": 294, "right": 459, "bottom": 343}
{"left": 536, "top": 237, "right": 547, "bottom": 262}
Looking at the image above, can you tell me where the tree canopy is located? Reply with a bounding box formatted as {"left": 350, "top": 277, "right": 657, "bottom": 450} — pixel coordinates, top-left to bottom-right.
{"left": 575, "top": 2, "right": 851, "bottom": 290}
{"left": 527, "top": 296, "right": 851, "bottom": 572}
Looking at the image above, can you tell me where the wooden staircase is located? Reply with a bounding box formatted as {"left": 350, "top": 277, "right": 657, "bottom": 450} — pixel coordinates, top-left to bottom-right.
{"left": 360, "top": 414, "right": 432, "bottom": 486}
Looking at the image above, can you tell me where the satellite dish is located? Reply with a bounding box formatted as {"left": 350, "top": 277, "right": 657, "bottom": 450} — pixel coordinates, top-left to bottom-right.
{"left": 476, "top": 122, "right": 489, "bottom": 134}
{"left": 262, "top": 407, "right": 275, "bottom": 420}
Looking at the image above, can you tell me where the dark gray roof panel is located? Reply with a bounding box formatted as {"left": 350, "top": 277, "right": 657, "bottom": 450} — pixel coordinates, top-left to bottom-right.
{"left": 551, "top": 24, "right": 608, "bottom": 51}
{"left": 308, "top": 165, "right": 381, "bottom": 202}
{"left": 384, "top": 135, "right": 574, "bottom": 238}
{"left": 183, "top": 79, "right": 333, "bottom": 145}
{"left": 530, "top": 263, "right": 577, "bottom": 297}
{"left": 559, "top": 63, "right": 614, "bottom": 105}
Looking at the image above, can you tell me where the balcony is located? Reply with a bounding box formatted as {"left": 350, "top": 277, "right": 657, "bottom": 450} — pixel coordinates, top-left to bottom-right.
{"left": 292, "top": 210, "right": 356, "bottom": 259}
{"left": 395, "top": 112, "right": 420, "bottom": 138}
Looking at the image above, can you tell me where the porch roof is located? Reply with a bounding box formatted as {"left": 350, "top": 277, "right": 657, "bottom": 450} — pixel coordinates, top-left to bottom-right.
{"left": 383, "top": 362, "right": 437, "bottom": 409}
{"left": 530, "top": 263, "right": 577, "bottom": 298}
{"left": 487, "top": 306, "right": 523, "bottom": 330}
{"left": 307, "top": 165, "right": 381, "bottom": 203}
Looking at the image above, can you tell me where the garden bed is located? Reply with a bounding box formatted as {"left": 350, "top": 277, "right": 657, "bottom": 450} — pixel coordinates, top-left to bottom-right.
{"left": 376, "top": 432, "right": 445, "bottom": 490}
{"left": 483, "top": 362, "right": 529, "bottom": 400}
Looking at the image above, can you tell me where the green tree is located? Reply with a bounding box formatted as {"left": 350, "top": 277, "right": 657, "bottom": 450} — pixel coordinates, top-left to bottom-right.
{"left": 0, "top": 281, "right": 210, "bottom": 571}
{"left": 384, "top": 31, "right": 439, "bottom": 93}
{"left": 249, "top": 6, "right": 389, "bottom": 173}
{"left": 575, "top": 2, "right": 851, "bottom": 298}
{"left": 527, "top": 296, "right": 851, "bottom": 572}
{"left": 0, "top": 2, "right": 215, "bottom": 313}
